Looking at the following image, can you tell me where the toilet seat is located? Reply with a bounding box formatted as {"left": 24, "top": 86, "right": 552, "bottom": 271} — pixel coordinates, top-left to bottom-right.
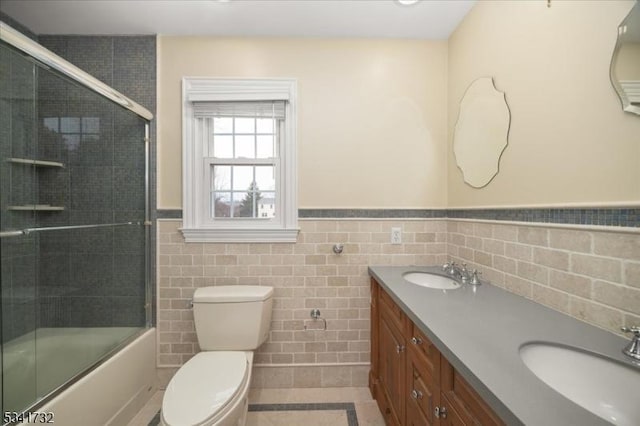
{"left": 161, "top": 352, "right": 249, "bottom": 426}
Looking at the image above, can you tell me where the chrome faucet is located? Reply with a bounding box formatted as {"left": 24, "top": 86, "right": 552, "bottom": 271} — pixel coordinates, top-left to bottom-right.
{"left": 442, "top": 261, "right": 472, "bottom": 283}
{"left": 621, "top": 326, "right": 640, "bottom": 360}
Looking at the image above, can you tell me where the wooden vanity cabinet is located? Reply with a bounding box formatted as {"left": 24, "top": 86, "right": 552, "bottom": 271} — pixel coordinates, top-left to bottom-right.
{"left": 370, "top": 278, "right": 504, "bottom": 426}
{"left": 377, "top": 281, "right": 408, "bottom": 425}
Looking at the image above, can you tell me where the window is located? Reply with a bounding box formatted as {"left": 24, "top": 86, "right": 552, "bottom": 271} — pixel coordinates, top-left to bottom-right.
{"left": 181, "top": 78, "right": 298, "bottom": 242}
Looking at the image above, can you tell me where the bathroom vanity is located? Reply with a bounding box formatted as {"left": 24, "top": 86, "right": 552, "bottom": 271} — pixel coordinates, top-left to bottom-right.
{"left": 368, "top": 266, "right": 639, "bottom": 426}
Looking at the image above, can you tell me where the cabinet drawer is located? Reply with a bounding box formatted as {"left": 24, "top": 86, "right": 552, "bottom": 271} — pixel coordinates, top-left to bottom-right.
{"left": 379, "top": 287, "right": 405, "bottom": 331}
{"left": 408, "top": 322, "right": 441, "bottom": 386}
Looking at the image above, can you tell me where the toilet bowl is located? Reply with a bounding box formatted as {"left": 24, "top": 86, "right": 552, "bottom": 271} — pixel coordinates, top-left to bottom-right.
{"left": 160, "top": 286, "right": 273, "bottom": 426}
{"left": 161, "top": 352, "right": 253, "bottom": 426}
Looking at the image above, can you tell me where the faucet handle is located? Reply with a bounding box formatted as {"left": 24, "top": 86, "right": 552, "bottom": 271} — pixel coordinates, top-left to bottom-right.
{"left": 460, "top": 263, "right": 470, "bottom": 281}
{"left": 621, "top": 326, "right": 640, "bottom": 360}
{"left": 442, "top": 260, "right": 456, "bottom": 272}
{"left": 470, "top": 269, "right": 482, "bottom": 286}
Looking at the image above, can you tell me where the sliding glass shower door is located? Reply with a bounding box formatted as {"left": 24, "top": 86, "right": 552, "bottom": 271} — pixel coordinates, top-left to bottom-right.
{"left": 1, "top": 39, "right": 149, "bottom": 415}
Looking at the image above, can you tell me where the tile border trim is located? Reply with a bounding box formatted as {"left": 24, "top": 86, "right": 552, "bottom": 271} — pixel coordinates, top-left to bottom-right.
{"left": 249, "top": 402, "right": 359, "bottom": 426}
{"left": 148, "top": 403, "right": 359, "bottom": 426}
{"left": 158, "top": 207, "right": 640, "bottom": 227}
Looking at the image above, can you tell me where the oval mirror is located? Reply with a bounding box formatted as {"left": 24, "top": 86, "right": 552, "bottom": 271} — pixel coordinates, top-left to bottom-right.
{"left": 453, "top": 77, "right": 510, "bottom": 188}
{"left": 610, "top": 0, "right": 640, "bottom": 115}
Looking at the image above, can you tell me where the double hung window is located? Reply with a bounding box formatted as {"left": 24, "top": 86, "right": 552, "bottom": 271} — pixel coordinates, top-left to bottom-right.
{"left": 181, "top": 79, "right": 297, "bottom": 242}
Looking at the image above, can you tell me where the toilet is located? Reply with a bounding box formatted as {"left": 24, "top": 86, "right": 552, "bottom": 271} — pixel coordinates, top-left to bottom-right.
{"left": 161, "top": 285, "right": 274, "bottom": 426}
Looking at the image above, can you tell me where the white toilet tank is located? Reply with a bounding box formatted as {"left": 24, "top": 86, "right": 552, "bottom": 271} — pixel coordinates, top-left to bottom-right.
{"left": 192, "top": 285, "right": 273, "bottom": 351}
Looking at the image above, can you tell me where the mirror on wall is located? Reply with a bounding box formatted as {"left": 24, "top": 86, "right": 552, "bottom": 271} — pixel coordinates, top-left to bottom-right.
{"left": 453, "top": 77, "right": 510, "bottom": 188}
{"left": 610, "top": 0, "right": 640, "bottom": 115}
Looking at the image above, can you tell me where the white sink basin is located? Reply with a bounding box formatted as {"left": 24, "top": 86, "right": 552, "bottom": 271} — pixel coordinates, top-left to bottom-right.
{"left": 402, "top": 272, "right": 460, "bottom": 290}
{"left": 520, "top": 342, "right": 640, "bottom": 425}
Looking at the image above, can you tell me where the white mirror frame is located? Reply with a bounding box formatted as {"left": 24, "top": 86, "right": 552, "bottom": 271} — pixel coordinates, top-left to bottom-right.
{"left": 610, "top": 0, "right": 640, "bottom": 116}
{"left": 453, "top": 77, "right": 511, "bottom": 189}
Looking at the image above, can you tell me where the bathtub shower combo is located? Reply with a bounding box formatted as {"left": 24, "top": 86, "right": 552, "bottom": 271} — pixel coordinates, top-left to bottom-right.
{"left": 0, "top": 22, "right": 153, "bottom": 421}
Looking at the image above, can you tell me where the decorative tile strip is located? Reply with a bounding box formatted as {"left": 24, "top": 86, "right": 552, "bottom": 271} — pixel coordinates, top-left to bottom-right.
{"left": 156, "top": 209, "right": 183, "bottom": 219}
{"left": 298, "top": 209, "right": 447, "bottom": 218}
{"left": 447, "top": 208, "right": 640, "bottom": 228}
{"left": 157, "top": 208, "right": 640, "bottom": 227}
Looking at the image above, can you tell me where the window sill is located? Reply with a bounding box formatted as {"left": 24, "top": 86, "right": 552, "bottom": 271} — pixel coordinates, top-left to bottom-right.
{"left": 180, "top": 227, "right": 299, "bottom": 243}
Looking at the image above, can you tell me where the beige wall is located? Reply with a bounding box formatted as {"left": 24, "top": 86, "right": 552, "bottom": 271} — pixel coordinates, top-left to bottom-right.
{"left": 157, "top": 37, "right": 449, "bottom": 209}
{"left": 447, "top": 0, "right": 640, "bottom": 207}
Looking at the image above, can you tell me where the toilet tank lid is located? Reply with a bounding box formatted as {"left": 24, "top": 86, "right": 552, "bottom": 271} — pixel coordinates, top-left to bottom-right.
{"left": 193, "top": 285, "right": 274, "bottom": 303}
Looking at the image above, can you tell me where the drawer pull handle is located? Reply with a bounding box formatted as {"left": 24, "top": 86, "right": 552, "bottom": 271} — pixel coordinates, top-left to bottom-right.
{"left": 411, "top": 389, "right": 423, "bottom": 400}
{"left": 435, "top": 406, "right": 448, "bottom": 419}
{"left": 411, "top": 336, "right": 422, "bottom": 345}
{"left": 396, "top": 344, "right": 406, "bottom": 353}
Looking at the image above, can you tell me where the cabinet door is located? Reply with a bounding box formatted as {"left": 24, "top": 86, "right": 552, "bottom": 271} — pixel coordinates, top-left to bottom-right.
{"left": 407, "top": 351, "right": 440, "bottom": 426}
{"left": 379, "top": 303, "right": 406, "bottom": 425}
{"left": 406, "top": 393, "right": 430, "bottom": 426}
{"left": 370, "top": 278, "right": 379, "bottom": 398}
{"left": 440, "top": 357, "right": 504, "bottom": 426}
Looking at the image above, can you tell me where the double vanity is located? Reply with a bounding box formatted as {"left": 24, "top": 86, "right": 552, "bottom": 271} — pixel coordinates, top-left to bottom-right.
{"left": 368, "top": 265, "right": 640, "bottom": 426}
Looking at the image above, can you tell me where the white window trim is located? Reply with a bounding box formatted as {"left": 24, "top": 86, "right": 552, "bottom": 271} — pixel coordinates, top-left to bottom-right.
{"left": 181, "top": 78, "right": 298, "bottom": 243}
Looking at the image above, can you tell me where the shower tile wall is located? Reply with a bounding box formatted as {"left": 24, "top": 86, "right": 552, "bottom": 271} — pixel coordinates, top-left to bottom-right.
{"left": 34, "top": 35, "right": 157, "bottom": 329}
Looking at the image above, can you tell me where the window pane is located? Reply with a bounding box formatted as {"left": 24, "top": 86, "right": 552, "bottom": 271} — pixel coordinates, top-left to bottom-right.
{"left": 43, "top": 117, "right": 59, "bottom": 132}
{"left": 256, "top": 118, "right": 274, "bottom": 134}
{"left": 213, "top": 135, "right": 233, "bottom": 158}
{"left": 258, "top": 191, "right": 276, "bottom": 218}
{"left": 235, "top": 135, "right": 255, "bottom": 158}
{"left": 82, "top": 117, "right": 100, "bottom": 133}
{"left": 212, "top": 192, "right": 231, "bottom": 218}
{"left": 212, "top": 165, "right": 231, "bottom": 190}
{"left": 61, "top": 117, "right": 80, "bottom": 133}
{"left": 235, "top": 117, "right": 255, "bottom": 134}
{"left": 214, "top": 117, "right": 233, "bottom": 134}
{"left": 256, "top": 135, "right": 274, "bottom": 158}
{"left": 233, "top": 191, "right": 254, "bottom": 218}
{"left": 255, "top": 166, "right": 275, "bottom": 191}
{"left": 232, "top": 166, "right": 253, "bottom": 191}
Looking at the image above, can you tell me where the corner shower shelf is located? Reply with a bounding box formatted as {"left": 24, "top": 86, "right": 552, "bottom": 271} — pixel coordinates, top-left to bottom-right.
{"left": 7, "top": 205, "right": 65, "bottom": 211}
{"left": 6, "top": 157, "right": 65, "bottom": 168}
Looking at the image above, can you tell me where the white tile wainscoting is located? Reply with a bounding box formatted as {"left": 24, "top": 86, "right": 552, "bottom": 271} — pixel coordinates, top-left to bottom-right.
{"left": 156, "top": 218, "right": 639, "bottom": 388}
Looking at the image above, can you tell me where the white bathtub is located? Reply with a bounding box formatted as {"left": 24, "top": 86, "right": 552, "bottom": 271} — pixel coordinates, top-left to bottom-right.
{"left": 2, "top": 327, "right": 156, "bottom": 426}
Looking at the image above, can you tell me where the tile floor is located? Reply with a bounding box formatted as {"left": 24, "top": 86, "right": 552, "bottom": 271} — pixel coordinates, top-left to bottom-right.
{"left": 127, "top": 387, "right": 385, "bottom": 426}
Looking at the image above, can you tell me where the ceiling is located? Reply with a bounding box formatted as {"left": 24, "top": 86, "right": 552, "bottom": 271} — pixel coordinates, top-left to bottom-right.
{"left": 0, "top": 0, "right": 476, "bottom": 39}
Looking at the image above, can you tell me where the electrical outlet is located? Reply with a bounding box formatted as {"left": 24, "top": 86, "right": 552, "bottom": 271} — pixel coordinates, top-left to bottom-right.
{"left": 391, "top": 227, "right": 402, "bottom": 244}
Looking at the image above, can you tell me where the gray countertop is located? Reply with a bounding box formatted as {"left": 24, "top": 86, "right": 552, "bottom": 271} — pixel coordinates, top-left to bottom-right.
{"left": 368, "top": 265, "right": 639, "bottom": 426}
